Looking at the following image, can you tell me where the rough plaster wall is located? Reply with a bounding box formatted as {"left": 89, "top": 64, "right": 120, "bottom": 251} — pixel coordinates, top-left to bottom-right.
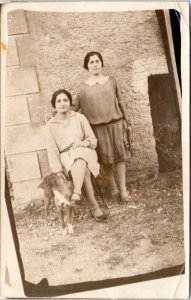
{"left": 18, "top": 11, "right": 166, "bottom": 101}
{"left": 19, "top": 10, "right": 168, "bottom": 176}
{"left": 6, "top": 10, "right": 169, "bottom": 208}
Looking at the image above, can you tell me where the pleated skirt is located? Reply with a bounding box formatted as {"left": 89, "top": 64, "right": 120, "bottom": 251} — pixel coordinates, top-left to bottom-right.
{"left": 92, "top": 119, "right": 126, "bottom": 165}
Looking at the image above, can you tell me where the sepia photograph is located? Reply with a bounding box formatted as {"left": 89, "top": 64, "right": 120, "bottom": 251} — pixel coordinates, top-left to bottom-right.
{"left": 1, "top": 1, "right": 189, "bottom": 298}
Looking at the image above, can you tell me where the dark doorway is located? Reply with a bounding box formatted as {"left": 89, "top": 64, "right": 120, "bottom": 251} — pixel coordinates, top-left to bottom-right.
{"left": 148, "top": 74, "right": 181, "bottom": 172}
{"left": 169, "top": 10, "right": 181, "bottom": 91}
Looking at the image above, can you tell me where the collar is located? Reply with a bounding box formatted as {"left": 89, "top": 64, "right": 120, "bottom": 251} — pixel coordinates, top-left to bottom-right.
{"left": 85, "top": 76, "right": 109, "bottom": 86}
{"left": 49, "top": 110, "right": 76, "bottom": 123}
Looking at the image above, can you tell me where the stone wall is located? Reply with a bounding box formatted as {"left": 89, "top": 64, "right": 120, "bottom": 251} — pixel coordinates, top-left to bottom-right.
{"left": 5, "top": 10, "right": 45, "bottom": 209}
{"left": 5, "top": 9, "right": 169, "bottom": 208}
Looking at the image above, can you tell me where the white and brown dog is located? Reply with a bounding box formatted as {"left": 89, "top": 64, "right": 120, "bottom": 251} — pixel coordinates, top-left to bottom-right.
{"left": 38, "top": 172, "right": 77, "bottom": 236}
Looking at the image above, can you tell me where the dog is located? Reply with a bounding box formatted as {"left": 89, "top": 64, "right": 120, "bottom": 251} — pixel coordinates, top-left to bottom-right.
{"left": 38, "top": 172, "right": 76, "bottom": 236}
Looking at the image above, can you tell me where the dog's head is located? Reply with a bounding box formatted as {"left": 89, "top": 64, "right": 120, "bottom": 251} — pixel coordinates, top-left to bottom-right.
{"left": 39, "top": 173, "right": 73, "bottom": 206}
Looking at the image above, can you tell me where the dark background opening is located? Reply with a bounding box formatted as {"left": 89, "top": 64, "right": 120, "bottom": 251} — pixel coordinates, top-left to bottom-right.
{"left": 152, "top": 10, "right": 182, "bottom": 172}
{"left": 148, "top": 74, "right": 181, "bottom": 172}
{"left": 169, "top": 10, "right": 181, "bottom": 91}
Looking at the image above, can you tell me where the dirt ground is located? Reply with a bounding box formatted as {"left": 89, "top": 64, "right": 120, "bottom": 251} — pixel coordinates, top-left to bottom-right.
{"left": 15, "top": 168, "right": 184, "bottom": 286}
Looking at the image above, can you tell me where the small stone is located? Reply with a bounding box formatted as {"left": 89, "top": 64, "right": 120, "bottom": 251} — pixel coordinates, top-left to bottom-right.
{"left": 141, "top": 232, "right": 148, "bottom": 238}
{"left": 129, "top": 205, "right": 137, "bottom": 209}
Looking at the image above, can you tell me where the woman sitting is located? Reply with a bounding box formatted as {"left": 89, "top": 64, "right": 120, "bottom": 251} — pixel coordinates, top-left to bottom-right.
{"left": 46, "top": 89, "right": 107, "bottom": 221}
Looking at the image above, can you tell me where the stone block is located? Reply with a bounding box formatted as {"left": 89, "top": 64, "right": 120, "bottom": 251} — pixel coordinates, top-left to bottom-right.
{"left": 7, "top": 153, "right": 41, "bottom": 183}
{"left": 5, "top": 124, "right": 46, "bottom": 155}
{"left": 5, "top": 95, "right": 30, "bottom": 126}
{"left": 6, "top": 38, "right": 19, "bottom": 66}
{"left": 37, "top": 150, "right": 50, "bottom": 178}
{"left": 16, "top": 35, "right": 37, "bottom": 67}
{"left": 6, "top": 67, "right": 39, "bottom": 97}
{"left": 27, "top": 94, "right": 45, "bottom": 124}
{"left": 8, "top": 10, "right": 28, "bottom": 35}
{"left": 12, "top": 179, "right": 44, "bottom": 211}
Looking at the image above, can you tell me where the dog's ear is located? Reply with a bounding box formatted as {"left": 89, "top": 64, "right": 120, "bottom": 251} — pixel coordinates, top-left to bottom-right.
{"left": 38, "top": 181, "right": 45, "bottom": 189}
{"left": 47, "top": 174, "right": 57, "bottom": 188}
{"left": 60, "top": 173, "right": 67, "bottom": 180}
{"left": 39, "top": 174, "right": 54, "bottom": 190}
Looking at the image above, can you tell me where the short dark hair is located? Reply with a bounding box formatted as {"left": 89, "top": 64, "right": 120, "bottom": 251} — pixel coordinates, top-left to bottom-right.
{"left": 51, "top": 89, "right": 72, "bottom": 108}
{"left": 83, "top": 51, "right": 104, "bottom": 70}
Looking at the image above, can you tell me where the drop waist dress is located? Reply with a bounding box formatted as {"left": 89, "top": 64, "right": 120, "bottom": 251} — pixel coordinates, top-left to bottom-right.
{"left": 74, "top": 76, "right": 129, "bottom": 164}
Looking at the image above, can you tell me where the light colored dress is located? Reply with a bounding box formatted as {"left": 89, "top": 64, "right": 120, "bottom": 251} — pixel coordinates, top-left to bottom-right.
{"left": 46, "top": 111, "right": 100, "bottom": 177}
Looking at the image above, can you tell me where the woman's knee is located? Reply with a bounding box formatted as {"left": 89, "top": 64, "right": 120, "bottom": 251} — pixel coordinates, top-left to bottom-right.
{"left": 71, "top": 159, "right": 86, "bottom": 171}
{"left": 75, "top": 158, "right": 87, "bottom": 166}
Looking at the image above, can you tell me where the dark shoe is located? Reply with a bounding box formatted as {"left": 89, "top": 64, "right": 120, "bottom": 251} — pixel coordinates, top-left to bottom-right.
{"left": 90, "top": 207, "right": 108, "bottom": 222}
{"left": 70, "top": 193, "right": 81, "bottom": 206}
{"left": 71, "top": 193, "right": 81, "bottom": 201}
{"left": 119, "top": 190, "right": 130, "bottom": 202}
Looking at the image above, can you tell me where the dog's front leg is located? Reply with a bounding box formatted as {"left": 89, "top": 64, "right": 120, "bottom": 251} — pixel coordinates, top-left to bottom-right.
{"left": 55, "top": 205, "right": 68, "bottom": 236}
{"left": 44, "top": 194, "right": 51, "bottom": 226}
{"left": 67, "top": 206, "right": 74, "bottom": 234}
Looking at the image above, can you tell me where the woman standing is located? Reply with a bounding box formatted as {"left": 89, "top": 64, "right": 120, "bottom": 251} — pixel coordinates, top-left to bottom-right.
{"left": 46, "top": 89, "right": 107, "bottom": 221}
{"left": 73, "top": 51, "right": 131, "bottom": 201}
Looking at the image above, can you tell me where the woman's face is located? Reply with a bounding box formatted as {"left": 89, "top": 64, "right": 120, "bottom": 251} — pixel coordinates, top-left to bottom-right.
{"left": 55, "top": 93, "right": 70, "bottom": 114}
{"left": 87, "top": 55, "right": 102, "bottom": 75}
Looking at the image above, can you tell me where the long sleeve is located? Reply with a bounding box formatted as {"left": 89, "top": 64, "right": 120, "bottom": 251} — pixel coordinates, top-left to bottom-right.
{"left": 114, "top": 78, "right": 131, "bottom": 127}
{"left": 46, "top": 124, "right": 63, "bottom": 173}
{"left": 79, "top": 114, "right": 97, "bottom": 149}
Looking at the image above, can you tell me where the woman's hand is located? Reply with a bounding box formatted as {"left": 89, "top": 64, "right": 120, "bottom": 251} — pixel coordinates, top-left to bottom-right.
{"left": 124, "top": 121, "right": 133, "bottom": 143}
{"left": 45, "top": 111, "right": 56, "bottom": 123}
{"left": 89, "top": 139, "right": 97, "bottom": 150}
{"left": 127, "top": 125, "right": 133, "bottom": 143}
